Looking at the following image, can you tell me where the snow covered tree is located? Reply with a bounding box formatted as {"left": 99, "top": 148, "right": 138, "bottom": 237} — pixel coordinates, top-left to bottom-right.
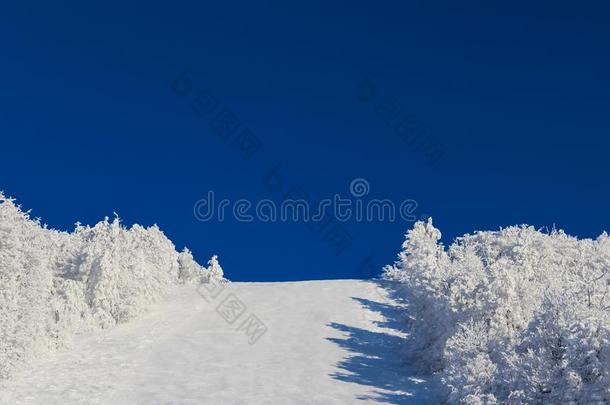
{"left": 0, "top": 192, "right": 224, "bottom": 378}
{"left": 178, "top": 247, "right": 207, "bottom": 283}
{"left": 207, "top": 255, "right": 225, "bottom": 283}
{"left": 383, "top": 219, "right": 452, "bottom": 371}
{"left": 385, "top": 219, "right": 610, "bottom": 403}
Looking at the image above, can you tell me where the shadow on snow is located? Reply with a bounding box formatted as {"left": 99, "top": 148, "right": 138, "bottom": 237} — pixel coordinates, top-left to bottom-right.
{"left": 327, "top": 280, "right": 437, "bottom": 404}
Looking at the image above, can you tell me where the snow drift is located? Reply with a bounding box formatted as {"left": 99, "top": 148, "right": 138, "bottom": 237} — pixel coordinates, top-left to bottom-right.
{"left": 0, "top": 193, "right": 224, "bottom": 379}
{"left": 384, "top": 219, "right": 610, "bottom": 403}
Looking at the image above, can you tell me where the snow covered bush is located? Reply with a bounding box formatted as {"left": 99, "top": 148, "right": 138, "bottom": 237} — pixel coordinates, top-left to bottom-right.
{"left": 206, "top": 254, "right": 225, "bottom": 282}
{"left": 384, "top": 219, "right": 610, "bottom": 403}
{"left": 0, "top": 192, "right": 223, "bottom": 378}
{"left": 178, "top": 249, "right": 225, "bottom": 284}
{"left": 0, "top": 194, "right": 57, "bottom": 378}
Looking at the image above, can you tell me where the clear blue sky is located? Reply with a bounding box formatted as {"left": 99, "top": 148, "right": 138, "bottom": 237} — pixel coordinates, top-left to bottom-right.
{"left": 1, "top": 2, "right": 608, "bottom": 281}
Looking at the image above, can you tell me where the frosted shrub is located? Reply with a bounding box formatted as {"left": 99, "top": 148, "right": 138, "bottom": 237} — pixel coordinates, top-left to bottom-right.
{"left": 178, "top": 249, "right": 225, "bottom": 284}
{"left": 178, "top": 248, "right": 206, "bottom": 283}
{"left": 72, "top": 217, "right": 183, "bottom": 327}
{"left": 0, "top": 193, "right": 222, "bottom": 378}
{"left": 0, "top": 195, "right": 55, "bottom": 378}
{"left": 382, "top": 219, "right": 452, "bottom": 371}
{"left": 206, "top": 255, "right": 225, "bottom": 283}
{"left": 385, "top": 219, "right": 610, "bottom": 403}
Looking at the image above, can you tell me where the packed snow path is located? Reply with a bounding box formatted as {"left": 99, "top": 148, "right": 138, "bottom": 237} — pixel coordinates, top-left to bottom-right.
{"left": 0, "top": 280, "right": 438, "bottom": 404}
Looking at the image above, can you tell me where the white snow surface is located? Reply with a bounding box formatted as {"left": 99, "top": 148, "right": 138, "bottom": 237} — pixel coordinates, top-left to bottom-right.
{"left": 0, "top": 280, "right": 438, "bottom": 404}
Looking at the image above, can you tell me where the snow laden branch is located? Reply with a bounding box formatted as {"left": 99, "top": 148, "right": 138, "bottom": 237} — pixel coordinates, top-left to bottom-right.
{"left": 385, "top": 219, "right": 610, "bottom": 404}
{"left": 0, "top": 192, "right": 225, "bottom": 378}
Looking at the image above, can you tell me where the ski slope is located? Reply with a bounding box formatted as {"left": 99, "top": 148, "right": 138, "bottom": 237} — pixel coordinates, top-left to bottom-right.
{"left": 0, "top": 280, "right": 438, "bottom": 404}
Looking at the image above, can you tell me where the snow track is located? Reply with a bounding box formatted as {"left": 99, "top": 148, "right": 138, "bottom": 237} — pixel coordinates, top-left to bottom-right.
{"left": 0, "top": 280, "right": 438, "bottom": 404}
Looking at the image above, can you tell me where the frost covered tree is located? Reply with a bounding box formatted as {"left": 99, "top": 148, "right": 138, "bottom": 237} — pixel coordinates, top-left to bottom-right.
{"left": 385, "top": 219, "right": 610, "bottom": 403}
{"left": 0, "top": 193, "right": 56, "bottom": 378}
{"left": 383, "top": 218, "right": 451, "bottom": 371}
{"left": 207, "top": 255, "right": 225, "bottom": 283}
{"left": 0, "top": 192, "right": 224, "bottom": 378}
{"left": 178, "top": 248, "right": 207, "bottom": 283}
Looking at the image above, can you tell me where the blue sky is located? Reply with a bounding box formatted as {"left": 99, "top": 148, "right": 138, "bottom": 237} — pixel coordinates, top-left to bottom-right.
{"left": 1, "top": 2, "right": 608, "bottom": 281}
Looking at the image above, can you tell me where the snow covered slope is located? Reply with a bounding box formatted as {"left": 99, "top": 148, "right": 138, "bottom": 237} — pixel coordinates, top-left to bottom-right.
{"left": 0, "top": 280, "right": 438, "bottom": 404}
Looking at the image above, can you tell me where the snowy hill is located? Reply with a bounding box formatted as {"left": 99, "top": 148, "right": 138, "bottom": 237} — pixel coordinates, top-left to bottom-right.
{"left": 5, "top": 192, "right": 608, "bottom": 403}
{"left": 0, "top": 280, "right": 438, "bottom": 404}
